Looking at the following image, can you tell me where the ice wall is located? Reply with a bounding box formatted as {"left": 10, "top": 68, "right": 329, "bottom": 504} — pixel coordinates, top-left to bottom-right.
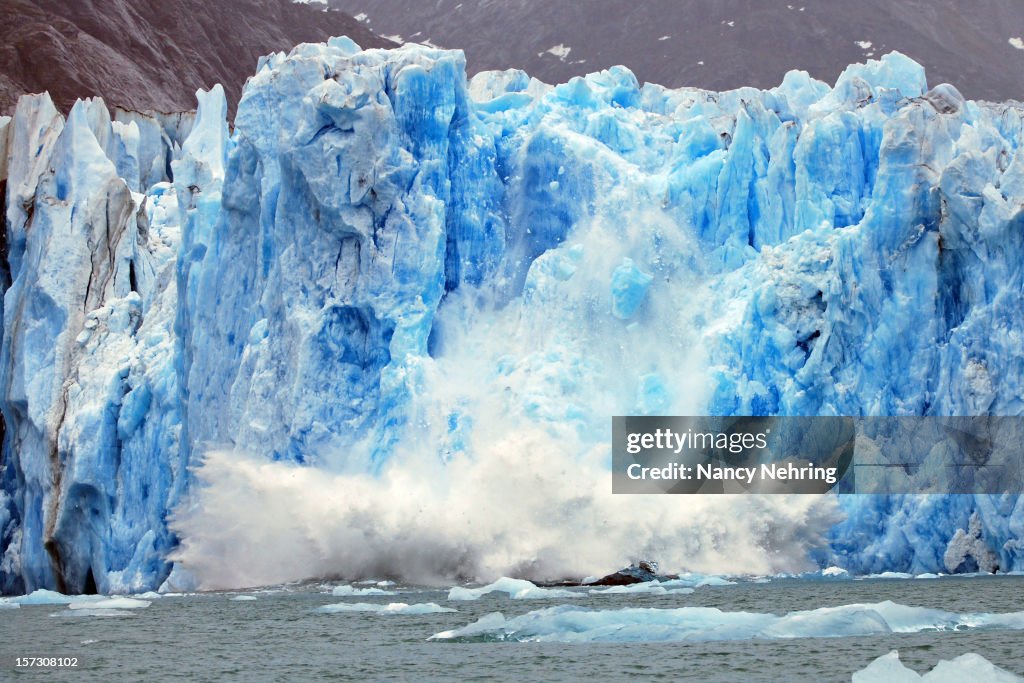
{"left": 0, "top": 93, "right": 194, "bottom": 594}
{"left": 2, "top": 38, "right": 1024, "bottom": 592}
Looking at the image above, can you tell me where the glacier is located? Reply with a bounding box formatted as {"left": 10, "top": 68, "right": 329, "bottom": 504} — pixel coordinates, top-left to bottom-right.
{"left": 2, "top": 36, "right": 1024, "bottom": 593}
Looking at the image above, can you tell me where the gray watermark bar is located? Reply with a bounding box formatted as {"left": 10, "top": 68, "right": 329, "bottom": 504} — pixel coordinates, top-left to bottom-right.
{"left": 612, "top": 416, "right": 1024, "bottom": 494}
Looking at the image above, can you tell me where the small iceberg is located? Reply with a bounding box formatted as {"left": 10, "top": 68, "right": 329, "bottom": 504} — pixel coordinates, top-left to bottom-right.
{"left": 589, "top": 580, "right": 694, "bottom": 596}
{"left": 316, "top": 602, "right": 455, "bottom": 615}
{"left": 431, "top": 601, "right": 1024, "bottom": 643}
{"left": 448, "top": 578, "right": 579, "bottom": 601}
{"left": 1, "top": 590, "right": 151, "bottom": 608}
{"left": 230, "top": 595, "right": 258, "bottom": 601}
{"left": 3, "top": 589, "right": 88, "bottom": 606}
{"left": 859, "top": 572, "right": 916, "bottom": 580}
{"left": 660, "top": 573, "right": 736, "bottom": 588}
{"left": 853, "top": 650, "right": 1023, "bottom": 682}
{"left": 69, "top": 598, "right": 151, "bottom": 610}
{"left": 331, "top": 585, "right": 397, "bottom": 597}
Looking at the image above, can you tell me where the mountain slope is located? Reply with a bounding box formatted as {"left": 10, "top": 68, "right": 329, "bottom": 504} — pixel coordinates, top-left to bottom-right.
{"left": 0, "top": 0, "right": 394, "bottom": 115}
{"left": 335, "top": 0, "right": 1024, "bottom": 101}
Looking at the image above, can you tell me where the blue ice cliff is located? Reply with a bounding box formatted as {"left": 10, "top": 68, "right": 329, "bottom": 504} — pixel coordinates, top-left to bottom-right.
{"left": 2, "top": 39, "right": 1024, "bottom": 593}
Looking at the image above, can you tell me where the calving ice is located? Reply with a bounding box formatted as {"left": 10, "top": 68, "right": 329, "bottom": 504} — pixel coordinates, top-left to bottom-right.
{"left": 1, "top": 35, "right": 1024, "bottom": 594}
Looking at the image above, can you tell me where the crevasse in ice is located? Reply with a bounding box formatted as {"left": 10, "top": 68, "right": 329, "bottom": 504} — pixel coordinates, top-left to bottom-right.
{"left": 2, "top": 38, "right": 1024, "bottom": 593}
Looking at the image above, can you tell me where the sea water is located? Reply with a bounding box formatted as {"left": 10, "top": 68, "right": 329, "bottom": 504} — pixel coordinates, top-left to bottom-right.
{"left": 3, "top": 576, "right": 1023, "bottom": 681}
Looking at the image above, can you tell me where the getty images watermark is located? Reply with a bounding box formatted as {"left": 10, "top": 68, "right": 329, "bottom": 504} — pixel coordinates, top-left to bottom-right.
{"left": 612, "top": 416, "right": 1024, "bottom": 494}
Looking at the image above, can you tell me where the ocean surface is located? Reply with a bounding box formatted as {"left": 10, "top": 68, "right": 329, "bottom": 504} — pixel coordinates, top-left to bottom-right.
{"left": 4, "top": 576, "right": 1024, "bottom": 681}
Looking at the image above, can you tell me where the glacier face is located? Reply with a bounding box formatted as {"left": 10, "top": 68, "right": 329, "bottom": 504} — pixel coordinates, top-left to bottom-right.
{"left": 2, "top": 38, "right": 1024, "bottom": 592}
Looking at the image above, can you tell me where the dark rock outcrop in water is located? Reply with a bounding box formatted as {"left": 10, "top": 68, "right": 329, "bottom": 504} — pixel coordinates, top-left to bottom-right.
{"left": 0, "top": 0, "right": 394, "bottom": 116}
{"left": 540, "top": 561, "right": 679, "bottom": 587}
{"left": 334, "top": 0, "right": 1024, "bottom": 102}
{"left": 590, "top": 561, "right": 679, "bottom": 586}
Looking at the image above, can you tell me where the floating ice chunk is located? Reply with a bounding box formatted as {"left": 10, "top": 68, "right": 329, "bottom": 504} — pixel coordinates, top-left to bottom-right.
{"left": 853, "top": 650, "right": 1023, "bottom": 682}
{"left": 133, "top": 592, "right": 162, "bottom": 599}
{"left": 430, "top": 601, "right": 1024, "bottom": 643}
{"left": 854, "top": 651, "right": 929, "bottom": 683}
{"left": 860, "top": 572, "right": 915, "bottom": 580}
{"left": 7, "top": 590, "right": 110, "bottom": 605}
{"left": 14, "top": 589, "right": 78, "bottom": 605}
{"left": 542, "top": 44, "right": 572, "bottom": 61}
{"left": 589, "top": 581, "right": 694, "bottom": 596}
{"left": 924, "top": 654, "right": 1024, "bottom": 682}
{"left": 448, "top": 578, "right": 579, "bottom": 601}
{"left": 331, "top": 585, "right": 398, "bottom": 597}
{"left": 1010, "top": 37, "right": 1024, "bottom": 50}
{"left": 660, "top": 573, "right": 737, "bottom": 588}
{"left": 694, "top": 576, "right": 736, "bottom": 587}
{"left": 69, "top": 598, "right": 151, "bottom": 610}
{"left": 822, "top": 566, "right": 850, "bottom": 577}
{"left": 316, "top": 602, "right": 456, "bottom": 615}
{"left": 0, "top": 602, "right": 20, "bottom": 609}
{"left": 354, "top": 579, "right": 397, "bottom": 587}
{"left": 231, "top": 595, "right": 258, "bottom": 601}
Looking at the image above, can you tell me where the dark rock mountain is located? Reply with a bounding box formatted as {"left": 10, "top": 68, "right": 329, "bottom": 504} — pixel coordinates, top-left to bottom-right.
{"left": 0, "top": 0, "right": 394, "bottom": 116}
{"left": 334, "top": 0, "right": 1024, "bottom": 102}
{"left": 3, "top": 0, "right": 1022, "bottom": 117}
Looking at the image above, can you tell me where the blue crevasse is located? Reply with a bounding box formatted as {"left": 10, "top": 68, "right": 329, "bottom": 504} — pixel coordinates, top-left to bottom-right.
{"left": 1, "top": 40, "right": 1024, "bottom": 592}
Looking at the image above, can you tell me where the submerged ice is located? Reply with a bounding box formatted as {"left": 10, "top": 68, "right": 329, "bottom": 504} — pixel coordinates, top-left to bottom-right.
{"left": 2, "top": 36, "right": 1024, "bottom": 592}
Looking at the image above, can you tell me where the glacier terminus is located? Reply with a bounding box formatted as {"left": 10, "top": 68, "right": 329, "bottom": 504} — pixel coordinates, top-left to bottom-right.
{"left": 1, "top": 37, "right": 1024, "bottom": 594}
